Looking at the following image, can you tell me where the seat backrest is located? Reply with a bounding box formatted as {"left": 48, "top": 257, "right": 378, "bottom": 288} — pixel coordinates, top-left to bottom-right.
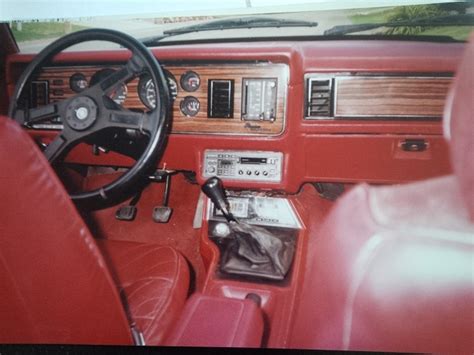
{"left": 444, "top": 32, "right": 474, "bottom": 221}
{"left": 0, "top": 117, "right": 133, "bottom": 344}
{"left": 289, "top": 34, "right": 474, "bottom": 353}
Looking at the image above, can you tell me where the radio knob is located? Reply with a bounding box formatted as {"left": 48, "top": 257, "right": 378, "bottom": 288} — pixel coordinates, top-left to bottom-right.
{"left": 254, "top": 170, "right": 260, "bottom": 176}
{"left": 246, "top": 170, "right": 252, "bottom": 175}
{"left": 208, "top": 166, "right": 216, "bottom": 174}
{"left": 262, "top": 171, "right": 268, "bottom": 176}
{"left": 238, "top": 170, "right": 244, "bottom": 175}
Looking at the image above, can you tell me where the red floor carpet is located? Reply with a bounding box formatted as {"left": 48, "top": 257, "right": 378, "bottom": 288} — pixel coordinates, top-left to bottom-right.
{"left": 83, "top": 172, "right": 206, "bottom": 292}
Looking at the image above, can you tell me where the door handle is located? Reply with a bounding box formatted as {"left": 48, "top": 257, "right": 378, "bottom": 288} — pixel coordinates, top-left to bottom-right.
{"left": 401, "top": 139, "right": 428, "bottom": 152}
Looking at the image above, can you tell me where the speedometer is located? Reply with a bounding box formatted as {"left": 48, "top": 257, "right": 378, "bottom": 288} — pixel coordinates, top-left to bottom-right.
{"left": 138, "top": 70, "right": 178, "bottom": 110}
{"left": 138, "top": 75, "right": 156, "bottom": 110}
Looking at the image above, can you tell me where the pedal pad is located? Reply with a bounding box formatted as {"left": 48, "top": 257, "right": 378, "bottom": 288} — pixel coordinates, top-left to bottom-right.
{"left": 152, "top": 206, "right": 173, "bottom": 223}
{"left": 115, "top": 205, "right": 137, "bottom": 221}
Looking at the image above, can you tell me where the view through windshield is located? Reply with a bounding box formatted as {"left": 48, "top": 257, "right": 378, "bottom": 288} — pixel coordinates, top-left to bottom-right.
{"left": 6, "top": 1, "right": 474, "bottom": 52}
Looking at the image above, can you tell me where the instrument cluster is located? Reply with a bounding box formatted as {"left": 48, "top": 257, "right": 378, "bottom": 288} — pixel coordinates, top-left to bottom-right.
{"left": 67, "top": 67, "right": 179, "bottom": 109}
{"left": 63, "top": 67, "right": 205, "bottom": 117}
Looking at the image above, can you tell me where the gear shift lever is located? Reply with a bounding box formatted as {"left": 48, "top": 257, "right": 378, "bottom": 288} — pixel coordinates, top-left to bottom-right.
{"left": 201, "top": 177, "right": 237, "bottom": 223}
{"left": 203, "top": 177, "right": 296, "bottom": 281}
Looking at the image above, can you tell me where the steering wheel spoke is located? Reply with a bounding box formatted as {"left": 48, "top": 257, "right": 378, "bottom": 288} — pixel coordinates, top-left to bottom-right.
{"left": 89, "top": 54, "right": 145, "bottom": 99}
{"left": 14, "top": 102, "right": 63, "bottom": 126}
{"left": 43, "top": 129, "right": 76, "bottom": 163}
{"left": 107, "top": 108, "right": 153, "bottom": 134}
{"left": 126, "top": 53, "right": 147, "bottom": 75}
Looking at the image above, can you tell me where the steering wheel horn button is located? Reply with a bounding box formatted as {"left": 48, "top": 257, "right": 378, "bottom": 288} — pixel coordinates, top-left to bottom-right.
{"left": 65, "top": 96, "right": 98, "bottom": 131}
{"left": 75, "top": 107, "right": 89, "bottom": 120}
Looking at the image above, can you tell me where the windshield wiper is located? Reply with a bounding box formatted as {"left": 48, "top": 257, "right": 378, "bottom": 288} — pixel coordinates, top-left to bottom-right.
{"left": 142, "top": 17, "right": 318, "bottom": 46}
{"left": 324, "top": 13, "right": 474, "bottom": 36}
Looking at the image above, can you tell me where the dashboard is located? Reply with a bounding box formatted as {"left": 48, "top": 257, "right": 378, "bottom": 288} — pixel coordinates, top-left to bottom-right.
{"left": 5, "top": 40, "right": 465, "bottom": 192}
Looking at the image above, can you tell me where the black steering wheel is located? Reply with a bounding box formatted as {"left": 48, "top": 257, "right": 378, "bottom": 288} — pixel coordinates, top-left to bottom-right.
{"left": 8, "top": 29, "right": 171, "bottom": 210}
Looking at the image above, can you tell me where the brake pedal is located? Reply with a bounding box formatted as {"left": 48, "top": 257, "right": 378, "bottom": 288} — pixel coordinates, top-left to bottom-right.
{"left": 153, "top": 173, "right": 173, "bottom": 223}
{"left": 152, "top": 206, "right": 173, "bottom": 223}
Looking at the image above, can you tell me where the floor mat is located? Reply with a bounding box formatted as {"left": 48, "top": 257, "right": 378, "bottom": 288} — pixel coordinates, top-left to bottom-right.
{"left": 83, "top": 172, "right": 206, "bottom": 292}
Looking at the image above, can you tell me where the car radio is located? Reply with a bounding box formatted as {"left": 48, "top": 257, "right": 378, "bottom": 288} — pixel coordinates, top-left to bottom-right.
{"left": 203, "top": 150, "right": 283, "bottom": 182}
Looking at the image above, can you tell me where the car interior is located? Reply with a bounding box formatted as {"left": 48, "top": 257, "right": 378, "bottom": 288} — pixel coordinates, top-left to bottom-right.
{"left": 0, "top": 1, "right": 473, "bottom": 352}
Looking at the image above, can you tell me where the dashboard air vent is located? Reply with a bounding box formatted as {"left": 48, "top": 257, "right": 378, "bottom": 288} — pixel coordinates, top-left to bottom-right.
{"left": 208, "top": 79, "right": 234, "bottom": 118}
{"left": 306, "top": 77, "right": 333, "bottom": 118}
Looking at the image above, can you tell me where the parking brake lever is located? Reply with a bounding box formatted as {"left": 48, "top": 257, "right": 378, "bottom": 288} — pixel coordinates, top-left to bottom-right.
{"left": 201, "top": 177, "right": 238, "bottom": 223}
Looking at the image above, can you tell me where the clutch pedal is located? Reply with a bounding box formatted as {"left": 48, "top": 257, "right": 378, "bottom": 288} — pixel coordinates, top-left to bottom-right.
{"left": 115, "top": 191, "right": 142, "bottom": 222}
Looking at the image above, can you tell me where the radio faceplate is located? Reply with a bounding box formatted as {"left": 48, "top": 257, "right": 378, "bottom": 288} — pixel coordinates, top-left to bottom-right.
{"left": 203, "top": 150, "right": 283, "bottom": 182}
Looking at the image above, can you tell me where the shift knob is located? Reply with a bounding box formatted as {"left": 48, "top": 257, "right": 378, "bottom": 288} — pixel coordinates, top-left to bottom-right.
{"left": 202, "top": 177, "right": 237, "bottom": 223}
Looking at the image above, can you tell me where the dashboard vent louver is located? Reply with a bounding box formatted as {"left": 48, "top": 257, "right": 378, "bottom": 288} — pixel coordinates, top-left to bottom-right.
{"left": 208, "top": 79, "right": 234, "bottom": 118}
{"left": 306, "top": 77, "right": 333, "bottom": 118}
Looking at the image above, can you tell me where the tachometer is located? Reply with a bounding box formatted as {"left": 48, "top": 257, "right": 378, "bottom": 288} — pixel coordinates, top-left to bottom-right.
{"left": 90, "top": 68, "right": 128, "bottom": 105}
{"left": 166, "top": 71, "right": 178, "bottom": 101}
{"left": 138, "top": 70, "right": 178, "bottom": 110}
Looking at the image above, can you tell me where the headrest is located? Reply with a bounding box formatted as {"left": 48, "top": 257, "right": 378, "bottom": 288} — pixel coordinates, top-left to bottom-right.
{"left": 443, "top": 32, "right": 474, "bottom": 221}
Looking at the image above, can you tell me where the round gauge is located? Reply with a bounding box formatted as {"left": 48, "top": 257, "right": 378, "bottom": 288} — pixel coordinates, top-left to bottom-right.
{"left": 138, "top": 75, "right": 156, "bottom": 110}
{"left": 90, "top": 68, "right": 128, "bottom": 105}
{"left": 180, "top": 96, "right": 200, "bottom": 117}
{"left": 69, "top": 73, "right": 88, "bottom": 93}
{"left": 180, "top": 71, "right": 200, "bottom": 92}
{"left": 110, "top": 83, "right": 128, "bottom": 105}
{"left": 138, "top": 70, "right": 178, "bottom": 109}
{"left": 165, "top": 70, "right": 178, "bottom": 101}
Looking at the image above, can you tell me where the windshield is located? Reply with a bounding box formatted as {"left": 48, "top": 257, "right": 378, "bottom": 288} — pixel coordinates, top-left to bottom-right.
{"left": 4, "top": 0, "right": 473, "bottom": 53}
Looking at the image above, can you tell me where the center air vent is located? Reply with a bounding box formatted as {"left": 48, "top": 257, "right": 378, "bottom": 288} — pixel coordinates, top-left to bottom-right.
{"left": 208, "top": 79, "right": 234, "bottom": 118}
{"left": 306, "top": 77, "right": 334, "bottom": 119}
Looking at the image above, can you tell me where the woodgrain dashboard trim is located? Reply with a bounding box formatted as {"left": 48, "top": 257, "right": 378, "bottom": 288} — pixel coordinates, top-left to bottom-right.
{"left": 304, "top": 73, "right": 452, "bottom": 121}
{"left": 35, "top": 62, "right": 288, "bottom": 136}
{"left": 334, "top": 75, "right": 452, "bottom": 119}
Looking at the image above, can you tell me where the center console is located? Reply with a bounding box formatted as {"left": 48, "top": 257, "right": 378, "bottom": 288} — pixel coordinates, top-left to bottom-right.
{"left": 196, "top": 151, "right": 313, "bottom": 347}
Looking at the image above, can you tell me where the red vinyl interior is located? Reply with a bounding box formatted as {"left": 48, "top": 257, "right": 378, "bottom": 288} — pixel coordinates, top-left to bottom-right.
{"left": 1, "top": 33, "right": 471, "bottom": 351}
{"left": 164, "top": 293, "right": 265, "bottom": 347}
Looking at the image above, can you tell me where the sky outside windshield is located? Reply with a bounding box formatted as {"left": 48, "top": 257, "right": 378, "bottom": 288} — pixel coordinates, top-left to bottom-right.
{"left": 3, "top": 0, "right": 462, "bottom": 21}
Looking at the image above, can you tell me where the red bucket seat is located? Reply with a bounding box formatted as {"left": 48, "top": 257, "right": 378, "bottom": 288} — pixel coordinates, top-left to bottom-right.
{"left": 0, "top": 117, "right": 189, "bottom": 345}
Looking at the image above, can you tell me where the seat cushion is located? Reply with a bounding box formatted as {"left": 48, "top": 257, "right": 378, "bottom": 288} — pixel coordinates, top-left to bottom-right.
{"left": 97, "top": 240, "right": 190, "bottom": 345}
